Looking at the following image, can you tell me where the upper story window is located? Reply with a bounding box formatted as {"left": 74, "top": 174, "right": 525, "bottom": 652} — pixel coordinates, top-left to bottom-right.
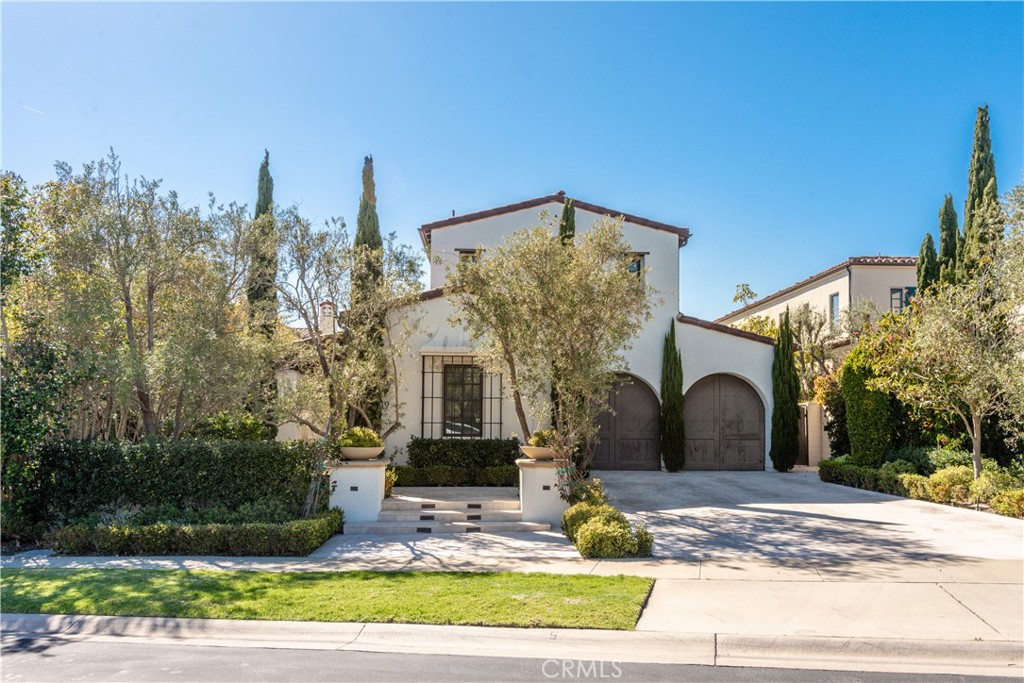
{"left": 829, "top": 293, "right": 840, "bottom": 328}
{"left": 890, "top": 286, "right": 917, "bottom": 312}
{"left": 456, "top": 248, "right": 483, "bottom": 265}
{"left": 627, "top": 252, "right": 648, "bottom": 277}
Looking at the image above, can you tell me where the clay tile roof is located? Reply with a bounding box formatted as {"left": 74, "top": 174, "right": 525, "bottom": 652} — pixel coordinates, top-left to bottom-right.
{"left": 419, "top": 193, "right": 691, "bottom": 249}
{"left": 714, "top": 256, "right": 917, "bottom": 323}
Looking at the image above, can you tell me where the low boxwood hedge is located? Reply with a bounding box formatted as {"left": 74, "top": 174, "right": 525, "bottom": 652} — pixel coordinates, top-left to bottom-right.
{"left": 561, "top": 496, "right": 652, "bottom": 559}
{"left": 390, "top": 463, "right": 518, "bottom": 488}
{"left": 48, "top": 509, "right": 343, "bottom": 557}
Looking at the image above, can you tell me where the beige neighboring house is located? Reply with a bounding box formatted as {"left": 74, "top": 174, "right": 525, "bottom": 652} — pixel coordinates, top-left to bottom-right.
{"left": 715, "top": 256, "right": 919, "bottom": 338}
{"left": 715, "top": 256, "right": 917, "bottom": 465}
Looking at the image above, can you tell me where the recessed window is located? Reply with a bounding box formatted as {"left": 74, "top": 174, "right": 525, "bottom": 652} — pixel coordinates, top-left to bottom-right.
{"left": 627, "top": 252, "right": 648, "bottom": 277}
{"left": 457, "top": 248, "right": 483, "bottom": 264}
{"left": 443, "top": 365, "right": 483, "bottom": 437}
{"left": 829, "top": 293, "right": 840, "bottom": 328}
{"left": 890, "top": 288, "right": 908, "bottom": 312}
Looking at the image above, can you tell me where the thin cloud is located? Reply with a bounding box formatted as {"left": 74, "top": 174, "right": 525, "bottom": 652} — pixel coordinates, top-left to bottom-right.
{"left": 17, "top": 104, "right": 46, "bottom": 116}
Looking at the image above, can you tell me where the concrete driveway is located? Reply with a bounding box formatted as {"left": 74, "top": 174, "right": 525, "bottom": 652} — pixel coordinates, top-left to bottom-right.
{"left": 600, "top": 470, "right": 1024, "bottom": 643}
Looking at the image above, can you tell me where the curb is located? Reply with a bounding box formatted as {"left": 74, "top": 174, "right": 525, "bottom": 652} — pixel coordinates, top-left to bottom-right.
{"left": 3, "top": 613, "right": 1021, "bottom": 677}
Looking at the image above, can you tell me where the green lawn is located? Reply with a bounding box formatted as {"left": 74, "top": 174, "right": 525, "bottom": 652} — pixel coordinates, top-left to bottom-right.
{"left": 1, "top": 569, "right": 653, "bottom": 630}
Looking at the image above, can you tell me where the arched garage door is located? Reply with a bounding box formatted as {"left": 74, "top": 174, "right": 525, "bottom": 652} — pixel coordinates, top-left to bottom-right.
{"left": 592, "top": 376, "right": 660, "bottom": 471}
{"left": 683, "top": 374, "right": 764, "bottom": 471}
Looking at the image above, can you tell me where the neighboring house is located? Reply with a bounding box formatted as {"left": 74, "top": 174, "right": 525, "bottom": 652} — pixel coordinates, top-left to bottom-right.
{"left": 714, "top": 256, "right": 919, "bottom": 340}
{"left": 381, "top": 192, "right": 776, "bottom": 471}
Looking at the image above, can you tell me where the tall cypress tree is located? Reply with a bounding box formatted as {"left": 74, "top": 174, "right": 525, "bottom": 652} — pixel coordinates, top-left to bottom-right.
{"left": 247, "top": 150, "right": 278, "bottom": 339}
{"left": 937, "top": 194, "right": 959, "bottom": 284}
{"left": 353, "top": 155, "right": 384, "bottom": 429}
{"left": 660, "top": 322, "right": 686, "bottom": 472}
{"left": 770, "top": 309, "right": 800, "bottom": 472}
{"left": 916, "top": 233, "right": 939, "bottom": 292}
{"left": 558, "top": 198, "right": 576, "bottom": 245}
{"left": 959, "top": 105, "right": 997, "bottom": 280}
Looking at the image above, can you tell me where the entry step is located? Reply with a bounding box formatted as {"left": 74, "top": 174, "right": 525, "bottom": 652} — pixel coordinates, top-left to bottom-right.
{"left": 343, "top": 520, "right": 551, "bottom": 535}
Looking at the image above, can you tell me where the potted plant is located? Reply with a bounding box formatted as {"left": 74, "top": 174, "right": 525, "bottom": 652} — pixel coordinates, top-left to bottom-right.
{"left": 520, "top": 428, "right": 557, "bottom": 460}
{"left": 337, "top": 426, "right": 385, "bottom": 460}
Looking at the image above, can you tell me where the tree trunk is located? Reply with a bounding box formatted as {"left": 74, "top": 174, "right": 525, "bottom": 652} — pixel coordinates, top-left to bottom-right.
{"left": 501, "top": 341, "right": 531, "bottom": 438}
{"left": 970, "top": 411, "right": 983, "bottom": 479}
{"left": 123, "top": 294, "right": 158, "bottom": 436}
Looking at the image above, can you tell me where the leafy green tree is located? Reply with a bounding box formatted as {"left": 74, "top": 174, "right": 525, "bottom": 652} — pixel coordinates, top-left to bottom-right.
{"left": 246, "top": 150, "right": 278, "bottom": 339}
{"left": 659, "top": 322, "right": 685, "bottom": 471}
{"left": 769, "top": 310, "right": 800, "bottom": 472}
{"left": 916, "top": 232, "right": 939, "bottom": 292}
{"left": 841, "top": 344, "right": 892, "bottom": 468}
{"left": 353, "top": 155, "right": 385, "bottom": 428}
{"left": 868, "top": 184, "right": 1024, "bottom": 478}
{"left": 448, "top": 217, "right": 654, "bottom": 501}
{"left": 355, "top": 155, "right": 383, "bottom": 252}
{"left": 1, "top": 172, "right": 42, "bottom": 356}
{"left": 790, "top": 303, "right": 839, "bottom": 399}
{"left": 937, "top": 194, "right": 959, "bottom": 283}
{"left": 959, "top": 105, "right": 999, "bottom": 280}
{"left": 558, "top": 197, "right": 576, "bottom": 245}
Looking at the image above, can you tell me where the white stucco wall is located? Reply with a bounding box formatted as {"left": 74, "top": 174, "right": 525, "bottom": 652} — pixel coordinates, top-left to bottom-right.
{"left": 677, "top": 319, "right": 775, "bottom": 467}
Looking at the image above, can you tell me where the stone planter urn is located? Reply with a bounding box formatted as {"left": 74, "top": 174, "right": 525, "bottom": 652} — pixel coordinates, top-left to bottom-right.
{"left": 519, "top": 446, "right": 556, "bottom": 461}
{"left": 338, "top": 446, "right": 385, "bottom": 461}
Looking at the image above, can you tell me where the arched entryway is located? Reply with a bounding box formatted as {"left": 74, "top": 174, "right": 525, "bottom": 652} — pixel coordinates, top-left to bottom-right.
{"left": 683, "top": 374, "right": 764, "bottom": 471}
{"left": 592, "top": 375, "right": 661, "bottom": 471}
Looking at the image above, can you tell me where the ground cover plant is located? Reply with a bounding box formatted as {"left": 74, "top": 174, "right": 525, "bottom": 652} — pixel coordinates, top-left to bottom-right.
{"left": 1, "top": 569, "right": 653, "bottom": 630}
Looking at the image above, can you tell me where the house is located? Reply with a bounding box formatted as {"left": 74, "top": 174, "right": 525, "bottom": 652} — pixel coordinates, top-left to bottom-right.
{"left": 385, "top": 192, "right": 777, "bottom": 471}
{"left": 714, "top": 256, "right": 919, "bottom": 339}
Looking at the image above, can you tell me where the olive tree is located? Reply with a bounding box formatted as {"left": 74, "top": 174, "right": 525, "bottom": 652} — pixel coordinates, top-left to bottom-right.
{"left": 866, "top": 184, "right": 1024, "bottom": 478}
{"left": 274, "top": 208, "right": 422, "bottom": 440}
{"left": 447, "top": 216, "right": 655, "bottom": 502}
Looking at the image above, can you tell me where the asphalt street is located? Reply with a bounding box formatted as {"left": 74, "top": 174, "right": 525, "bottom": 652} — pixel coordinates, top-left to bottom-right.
{"left": 1, "top": 636, "right": 1018, "bottom": 683}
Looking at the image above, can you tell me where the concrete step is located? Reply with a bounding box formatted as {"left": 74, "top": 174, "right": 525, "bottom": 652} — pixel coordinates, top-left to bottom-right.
{"left": 381, "top": 498, "right": 521, "bottom": 512}
{"left": 343, "top": 520, "right": 550, "bottom": 535}
{"left": 377, "top": 509, "right": 524, "bottom": 523}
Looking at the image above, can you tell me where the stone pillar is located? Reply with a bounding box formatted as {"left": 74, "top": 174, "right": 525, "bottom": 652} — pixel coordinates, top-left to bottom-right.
{"left": 516, "top": 458, "right": 569, "bottom": 529}
{"left": 328, "top": 459, "right": 387, "bottom": 523}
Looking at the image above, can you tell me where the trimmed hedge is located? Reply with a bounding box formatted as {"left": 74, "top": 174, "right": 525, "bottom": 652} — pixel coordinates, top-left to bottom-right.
{"left": 841, "top": 349, "right": 891, "bottom": 468}
{"left": 561, "top": 498, "right": 653, "bottom": 558}
{"left": 48, "top": 509, "right": 343, "bottom": 556}
{"left": 393, "top": 439, "right": 521, "bottom": 487}
{"left": 990, "top": 490, "right": 1024, "bottom": 518}
{"left": 28, "top": 439, "right": 326, "bottom": 528}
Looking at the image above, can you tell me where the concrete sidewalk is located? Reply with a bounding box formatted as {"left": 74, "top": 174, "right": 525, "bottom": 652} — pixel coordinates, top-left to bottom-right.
{"left": 3, "top": 613, "right": 1022, "bottom": 678}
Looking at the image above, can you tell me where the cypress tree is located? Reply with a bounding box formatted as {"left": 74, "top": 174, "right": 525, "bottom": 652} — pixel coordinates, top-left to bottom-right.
{"left": 558, "top": 198, "right": 576, "bottom": 245}
{"left": 916, "top": 233, "right": 939, "bottom": 292}
{"left": 959, "top": 105, "right": 997, "bottom": 280}
{"left": 353, "top": 155, "right": 384, "bottom": 430}
{"left": 937, "top": 194, "right": 959, "bottom": 284}
{"left": 355, "top": 155, "right": 383, "bottom": 251}
{"left": 659, "top": 322, "right": 686, "bottom": 472}
{"left": 769, "top": 309, "right": 800, "bottom": 472}
{"left": 247, "top": 150, "right": 278, "bottom": 339}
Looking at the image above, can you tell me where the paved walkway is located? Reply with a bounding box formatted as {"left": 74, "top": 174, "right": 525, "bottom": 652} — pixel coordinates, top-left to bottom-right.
{"left": 3, "top": 471, "right": 1022, "bottom": 675}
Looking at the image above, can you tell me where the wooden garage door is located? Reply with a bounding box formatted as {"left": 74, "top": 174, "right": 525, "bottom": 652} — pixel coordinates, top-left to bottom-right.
{"left": 683, "top": 374, "right": 764, "bottom": 471}
{"left": 592, "top": 377, "right": 661, "bottom": 471}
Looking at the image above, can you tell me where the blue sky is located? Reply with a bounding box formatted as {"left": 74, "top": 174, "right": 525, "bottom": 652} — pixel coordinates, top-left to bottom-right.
{"left": 3, "top": 2, "right": 1022, "bottom": 320}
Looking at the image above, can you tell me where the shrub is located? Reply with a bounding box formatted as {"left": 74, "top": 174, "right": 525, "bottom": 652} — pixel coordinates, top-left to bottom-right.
{"left": 338, "top": 427, "right": 383, "bottom": 448}
{"left": 880, "top": 460, "right": 918, "bottom": 476}
{"left": 814, "top": 371, "right": 850, "bottom": 458}
{"left": 484, "top": 465, "right": 519, "bottom": 487}
{"left": 885, "top": 447, "right": 934, "bottom": 475}
{"left": 424, "top": 465, "right": 468, "bottom": 487}
{"left": 406, "top": 437, "right": 520, "bottom": 470}
{"left": 970, "top": 470, "right": 1018, "bottom": 504}
{"left": 384, "top": 467, "right": 398, "bottom": 498}
{"left": 574, "top": 517, "right": 653, "bottom": 559}
{"left": 393, "top": 465, "right": 424, "bottom": 487}
{"left": 876, "top": 470, "right": 906, "bottom": 496}
{"left": 527, "top": 429, "right": 557, "bottom": 447}
{"left": 562, "top": 502, "right": 627, "bottom": 543}
{"left": 48, "top": 509, "right": 343, "bottom": 557}
{"left": 989, "top": 489, "right": 1024, "bottom": 518}
{"left": 577, "top": 478, "right": 608, "bottom": 505}
{"left": 928, "top": 448, "right": 973, "bottom": 472}
{"left": 899, "top": 474, "right": 932, "bottom": 501}
{"left": 929, "top": 466, "right": 974, "bottom": 505}
{"left": 193, "top": 412, "right": 274, "bottom": 441}
{"left": 841, "top": 349, "right": 891, "bottom": 469}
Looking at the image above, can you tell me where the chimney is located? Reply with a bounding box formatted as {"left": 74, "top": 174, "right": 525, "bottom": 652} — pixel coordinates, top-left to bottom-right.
{"left": 319, "top": 301, "right": 336, "bottom": 336}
